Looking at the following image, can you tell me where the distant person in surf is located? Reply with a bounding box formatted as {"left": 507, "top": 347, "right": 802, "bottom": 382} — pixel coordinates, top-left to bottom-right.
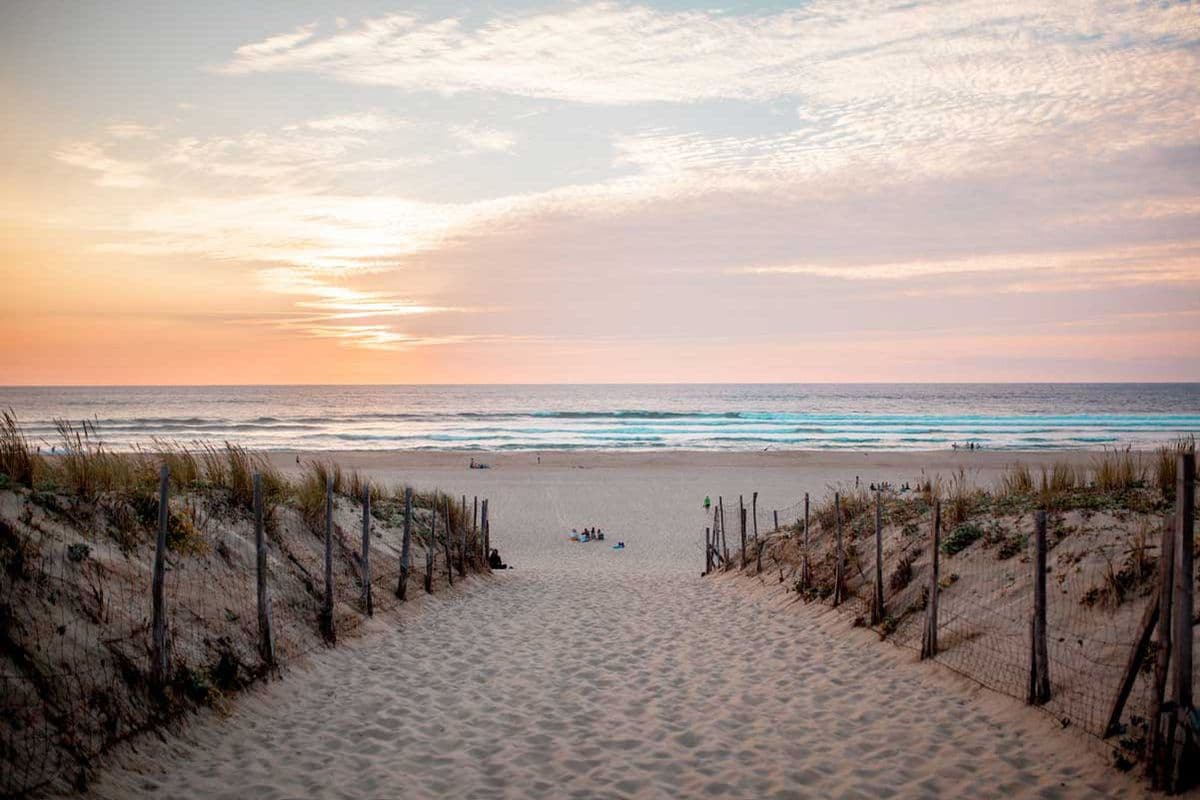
{"left": 488, "top": 548, "right": 508, "bottom": 569}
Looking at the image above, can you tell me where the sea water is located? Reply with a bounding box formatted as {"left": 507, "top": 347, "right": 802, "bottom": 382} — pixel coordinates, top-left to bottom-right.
{"left": 1, "top": 384, "right": 1197, "bottom": 452}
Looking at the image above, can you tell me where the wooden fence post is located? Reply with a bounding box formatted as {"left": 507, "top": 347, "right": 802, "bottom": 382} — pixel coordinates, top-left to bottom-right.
{"left": 833, "top": 492, "right": 845, "bottom": 606}
{"left": 361, "top": 484, "right": 373, "bottom": 616}
{"left": 1028, "top": 510, "right": 1050, "bottom": 704}
{"left": 740, "top": 502, "right": 748, "bottom": 570}
{"left": 442, "top": 494, "right": 454, "bottom": 586}
{"left": 321, "top": 474, "right": 335, "bottom": 643}
{"left": 752, "top": 491, "right": 758, "bottom": 547}
{"left": 719, "top": 497, "right": 728, "bottom": 567}
{"left": 253, "top": 473, "right": 275, "bottom": 668}
{"left": 773, "top": 509, "right": 779, "bottom": 532}
{"left": 1105, "top": 551, "right": 1165, "bottom": 738}
{"left": 482, "top": 499, "right": 490, "bottom": 568}
{"left": 1169, "top": 452, "right": 1195, "bottom": 793}
{"left": 459, "top": 495, "right": 468, "bottom": 575}
{"left": 1146, "top": 515, "right": 1176, "bottom": 786}
{"left": 921, "top": 501, "right": 941, "bottom": 659}
{"left": 871, "top": 489, "right": 884, "bottom": 625}
{"left": 801, "top": 492, "right": 811, "bottom": 588}
{"left": 425, "top": 493, "right": 436, "bottom": 594}
{"left": 151, "top": 464, "right": 169, "bottom": 689}
{"left": 705, "top": 527, "right": 712, "bottom": 574}
{"left": 473, "top": 495, "right": 479, "bottom": 555}
{"left": 397, "top": 487, "right": 412, "bottom": 601}
{"left": 755, "top": 535, "right": 763, "bottom": 575}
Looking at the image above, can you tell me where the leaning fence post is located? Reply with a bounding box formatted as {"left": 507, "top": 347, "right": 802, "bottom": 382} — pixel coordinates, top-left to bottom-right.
{"left": 151, "top": 463, "right": 169, "bottom": 688}
{"left": 1147, "top": 516, "right": 1176, "bottom": 786}
{"left": 253, "top": 473, "right": 275, "bottom": 668}
{"left": 1168, "top": 451, "right": 1195, "bottom": 793}
{"left": 397, "top": 487, "right": 412, "bottom": 601}
{"left": 832, "top": 492, "right": 845, "bottom": 606}
{"left": 921, "top": 500, "right": 941, "bottom": 659}
{"left": 871, "top": 489, "right": 884, "bottom": 625}
{"left": 321, "top": 474, "right": 336, "bottom": 643}
{"left": 361, "top": 484, "right": 373, "bottom": 617}
{"left": 425, "top": 492, "right": 437, "bottom": 594}
{"left": 705, "top": 527, "right": 712, "bottom": 574}
{"left": 1028, "top": 510, "right": 1050, "bottom": 704}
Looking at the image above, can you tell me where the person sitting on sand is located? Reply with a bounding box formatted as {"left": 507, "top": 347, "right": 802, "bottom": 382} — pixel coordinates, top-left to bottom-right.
{"left": 596, "top": 529, "right": 605, "bottom": 541}
{"left": 488, "top": 548, "right": 508, "bottom": 569}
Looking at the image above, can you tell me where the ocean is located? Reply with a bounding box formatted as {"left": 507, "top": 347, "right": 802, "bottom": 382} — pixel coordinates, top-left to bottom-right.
{"left": 1, "top": 384, "right": 1197, "bottom": 452}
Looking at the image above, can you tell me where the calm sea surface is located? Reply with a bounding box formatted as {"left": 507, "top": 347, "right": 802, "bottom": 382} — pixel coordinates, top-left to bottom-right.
{"left": 1, "top": 384, "right": 1197, "bottom": 452}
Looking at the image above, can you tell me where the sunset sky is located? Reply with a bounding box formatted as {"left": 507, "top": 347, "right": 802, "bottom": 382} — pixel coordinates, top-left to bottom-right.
{"left": 1, "top": 1, "right": 1197, "bottom": 384}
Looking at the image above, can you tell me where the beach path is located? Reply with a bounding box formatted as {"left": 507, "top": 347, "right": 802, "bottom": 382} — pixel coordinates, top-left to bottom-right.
{"left": 85, "top": 455, "right": 1145, "bottom": 799}
{"left": 87, "top": 570, "right": 1142, "bottom": 799}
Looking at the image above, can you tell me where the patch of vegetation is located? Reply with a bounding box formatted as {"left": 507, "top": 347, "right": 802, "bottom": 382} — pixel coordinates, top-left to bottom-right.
{"left": 67, "top": 542, "right": 91, "bottom": 563}
{"left": 942, "top": 522, "right": 984, "bottom": 556}
{"left": 997, "top": 532, "right": 1027, "bottom": 560}
{"left": 889, "top": 552, "right": 915, "bottom": 592}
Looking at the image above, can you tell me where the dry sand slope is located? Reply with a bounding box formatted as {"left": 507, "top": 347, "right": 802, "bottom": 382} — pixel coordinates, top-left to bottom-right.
{"left": 86, "top": 452, "right": 1146, "bottom": 799}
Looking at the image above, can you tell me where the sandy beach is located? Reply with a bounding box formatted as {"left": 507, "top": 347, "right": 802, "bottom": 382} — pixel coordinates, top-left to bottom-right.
{"left": 76, "top": 449, "right": 1152, "bottom": 799}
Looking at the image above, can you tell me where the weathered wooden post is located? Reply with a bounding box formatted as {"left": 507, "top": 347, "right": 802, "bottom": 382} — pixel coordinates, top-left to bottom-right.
{"left": 832, "top": 492, "right": 845, "bottom": 606}
{"left": 921, "top": 500, "right": 941, "bottom": 659}
{"left": 1147, "top": 517, "right": 1176, "bottom": 787}
{"left": 700, "top": 525, "right": 710, "bottom": 575}
{"left": 253, "top": 473, "right": 275, "bottom": 668}
{"left": 1028, "top": 510, "right": 1050, "bottom": 704}
{"left": 361, "top": 483, "right": 373, "bottom": 616}
{"left": 425, "top": 492, "right": 436, "bottom": 594}
{"left": 734, "top": 501, "right": 744, "bottom": 568}
{"left": 1169, "top": 452, "right": 1195, "bottom": 793}
{"left": 321, "top": 474, "right": 336, "bottom": 642}
{"left": 870, "top": 489, "right": 884, "bottom": 625}
{"left": 773, "top": 509, "right": 779, "bottom": 532}
{"left": 151, "top": 463, "right": 169, "bottom": 688}
{"left": 801, "top": 492, "right": 811, "bottom": 588}
{"left": 397, "top": 487, "right": 413, "bottom": 601}
{"left": 481, "top": 499, "right": 490, "bottom": 568}
{"left": 752, "top": 491, "right": 758, "bottom": 546}
{"left": 459, "top": 495, "right": 468, "bottom": 575}
{"left": 442, "top": 494, "right": 454, "bottom": 586}
{"left": 755, "top": 535, "right": 763, "bottom": 575}
{"left": 718, "top": 496, "right": 728, "bottom": 567}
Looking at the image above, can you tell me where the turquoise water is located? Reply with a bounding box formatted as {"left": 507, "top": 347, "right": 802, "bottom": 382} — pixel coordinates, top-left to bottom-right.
{"left": 1, "top": 384, "right": 1197, "bottom": 451}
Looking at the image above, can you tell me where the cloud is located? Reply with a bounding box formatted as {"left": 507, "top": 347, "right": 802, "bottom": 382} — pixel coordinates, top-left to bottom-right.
{"left": 449, "top": 123, "right": 515, "bottom": 154}
{"left": 105, "top": 122, "right": 161, "bottom": 140}
{"left": 53, "top": 141, "right": 156, "bottom": 189}
{"left": 304, "top": 110, "right": 405, "bottom": 133}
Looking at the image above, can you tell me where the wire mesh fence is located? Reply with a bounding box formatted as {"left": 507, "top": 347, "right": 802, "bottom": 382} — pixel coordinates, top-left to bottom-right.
{"left": 708, "top": 459, "right": 1197, "bottom": 782}
{"left": 0, "top": 470, "right": 491, "bottom": 797}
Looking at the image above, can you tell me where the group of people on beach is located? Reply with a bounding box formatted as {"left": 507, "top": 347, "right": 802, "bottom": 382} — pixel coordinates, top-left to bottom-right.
{"left": 570, "top": 527, "right": 604, "bottom": 542}
{"left": 952, "top": 442, "right": 983, "bottom": 450}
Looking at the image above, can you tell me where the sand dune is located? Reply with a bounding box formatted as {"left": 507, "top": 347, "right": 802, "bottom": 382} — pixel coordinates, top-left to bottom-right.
{"left": 81, "top": 451, "right": 1146, "bottom": 798}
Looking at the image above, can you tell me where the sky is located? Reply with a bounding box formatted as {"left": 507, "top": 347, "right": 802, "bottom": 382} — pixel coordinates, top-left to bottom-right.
{"left": 0, "top": 0, "right": 1197, "bottom": 384}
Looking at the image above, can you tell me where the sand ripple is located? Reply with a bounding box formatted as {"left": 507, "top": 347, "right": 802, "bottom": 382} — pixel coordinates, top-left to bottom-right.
{"left": 82, "top": 563, "right": 1147, "bottom": 800}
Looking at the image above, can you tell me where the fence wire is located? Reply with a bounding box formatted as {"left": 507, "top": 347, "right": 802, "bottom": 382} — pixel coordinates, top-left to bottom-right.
{"left": 712, "top": 480, "right": 1196, "bottom": 768}
{"left": 0, "top": 483, "right": 489, "bottom": 797}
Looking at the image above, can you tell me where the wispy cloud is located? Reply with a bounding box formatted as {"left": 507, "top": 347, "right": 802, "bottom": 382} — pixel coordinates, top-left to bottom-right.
{"left": 53, "top": 141, "right": 156, "bottom": 189}
{"left": 449, "top": 123, "right": 515, "bottom": 154}
{"left": 303, "top": 110, "right": 406, "bottom": 133}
